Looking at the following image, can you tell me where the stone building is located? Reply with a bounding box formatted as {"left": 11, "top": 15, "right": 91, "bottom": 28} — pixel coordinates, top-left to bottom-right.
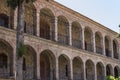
{"left": 0, "top": 0, "right": 120, "bottom": 80}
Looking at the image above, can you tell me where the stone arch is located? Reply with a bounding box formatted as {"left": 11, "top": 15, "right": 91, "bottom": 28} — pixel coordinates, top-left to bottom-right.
{"left": 106, "top": 64, "right": 113, "bottom": 76}
{"left": 23, "top": 45, "right": 37, "bottom": 79}
{"left": 113, "top": 39, "right": 119, "bottom": 59}
{"left": 0, "top": 0, "right": 15, "bottom": 29}
{"left": 105, "top": 36, "right": 111, "bottom": 57}
{"left": 95, "top": 31, "right": 103, "bottom": 54}
{"left": 72, "top": 21, "right": 82, "bottom": 48}
{"left": 73, "top": 57, "right": 84, "bottom": 80}
{"left": 58, "top": 15, "right": 69, "bottom": 45}
{"left": 40, "top": 50, "right": 55, "bottom": 80}
{"left": 0, "top": 39, "right": 13, "bottom": 77}
{"left": 0, "top": 0, "right": 10, "bottom": 14}
{"left": 85, "top": 59, "right": 95, "bottom": 80}
{"left": 24, "top": 3, "right": 36, "bottom": 35}
{"left": 96, "top": 62, "right": 105, "bottom": 80}
{"left": 40, "top": 8, "right": 55, "bottom": 40}
{"left": 114, "top": 66, "right": 120, "bottom": 78}
{"left": 58, "top": 54, "right": 70, "bottom": 80}
{"left": 84, "top": 27, "right": 93, "bottom": 52}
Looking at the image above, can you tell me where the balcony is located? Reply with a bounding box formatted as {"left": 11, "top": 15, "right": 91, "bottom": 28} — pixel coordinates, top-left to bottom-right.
{"left": 85, "top": 43, "right": 93, "bottom": 52}
{"left": 40, "top": 28, "right": 55, "bottom": 41}
{"left": 72, "top": 39, "right": 82, "bottom": 49}
{"left": 96, "top": 46, "right": 102, "bottom": 54}
{"left": 105, "top": 49, "right": 111, "bottom": 57}
{"left": 114, "top": 52, "right": 119, "bottom": 59}
{"left": 58, "top": 33, "right": 69, "bottom": 45}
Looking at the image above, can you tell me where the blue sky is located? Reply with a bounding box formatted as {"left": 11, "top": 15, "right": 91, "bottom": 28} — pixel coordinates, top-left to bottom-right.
{"left": 55, "top": 0, "right": 120, "bottom": 33}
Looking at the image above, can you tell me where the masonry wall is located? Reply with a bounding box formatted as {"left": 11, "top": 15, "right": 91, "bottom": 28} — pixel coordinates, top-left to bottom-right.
{"left": 0, "top": 0, "right": 120, "bottom": 80}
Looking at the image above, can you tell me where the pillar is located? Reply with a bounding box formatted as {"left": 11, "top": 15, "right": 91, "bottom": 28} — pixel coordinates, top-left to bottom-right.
{"left": 95, "top": 64, "right": 97, "bottom": 80}
{"left": 104, "top": 65, "right": 106, "bottom": 79}
{"left": 36, "top": 53, "right": 40, "bottom": 80}
{"left": 111, "top": 67, "right": 114, "bottom": 76}
{"left": 13, "top": 46, "right": 16, "bottom": 78}
{"left": 68, "top": 22, "right": 72, "bottom": 46}
{"left": 13, "top": 8, "right": 18, "bottom": 30}
{"left": 93, "top": 33, "right": 96, "bottom": 53}
{"left": 111, "top": 40, "right": 114, "bottom": 58}
{"left": 55, "top": 17, "right": 58, "bottom": 41}
{"left": 69, "top": 60, "right": 73, "bottom": 80}
{"left": 119, "top": 44, "right": 120, "bottom": 59}
{"left": 36, "top": 10, "right": 40, "bottom": 37}
{"left": 82, "top": 29, "right": 85, "bottom": 49}
{"left": 55, "top": 56, "right": 59, "bottom": 80}
{"left": 83, "top": 62, "right": 86, "bottom": 80}
{"left": 102, "top": 36, "right": 105, "bottom": 55}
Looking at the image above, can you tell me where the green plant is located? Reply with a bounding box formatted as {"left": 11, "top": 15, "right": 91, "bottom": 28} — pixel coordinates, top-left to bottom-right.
{"left": 106, "top": 76, "right": 120, "bottom": 80}
{"left": 18, "top": 45, "right": 26, "bottom": 57}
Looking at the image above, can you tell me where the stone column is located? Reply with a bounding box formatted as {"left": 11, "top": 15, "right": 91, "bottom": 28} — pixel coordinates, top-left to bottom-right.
{"left": 93, "top": 33, "right": 96, "bottom": 53}
{"left": 55, "top": 56, "right": 59, "bottom": 80}
{"left": 68, "top": 22, "right": 72, "bottom": 46}
{"left": 95, "top": 64, "right": 97, "bottom": 80}
{"left": 13, "top": 8, "right": 18, "bottom": 30}
{"left": 111, "top": 67, "right": 114, "bottom": 76}
{"left": 55, "top": 17, "right": 58, "bottom": 42}
{"left": 69, "top": 60, "right": 73, "bottom": 80}
{"left": 36, "top": 53, "right": 40, "bottom": 80}
{"left": 13, "top": 46, "right": 16, "bottom": 78}
{"left": 119, "top": 44, "right": 120, "bottom": 59}
{"left": 36, "top": 10, "right": 40, "bottom": 37}
{"left": 83, "top": 62, "right": 86, "bottom": 80}
{"left": 82, "top": 29, "right": 85, "bottom": 49}
{"left": 104, "top": 65, "right": 106, "bottom": 78}
{"left": 110, "top": 40, "right": 114, "bottom": 58}
{"left": 102, "top": 36, "right": 106, "bottom": 55}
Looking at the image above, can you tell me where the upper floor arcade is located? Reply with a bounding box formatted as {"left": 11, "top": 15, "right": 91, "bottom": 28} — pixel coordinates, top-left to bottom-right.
{"left": 0, "top": 0, "right": 119, "bottom": 60}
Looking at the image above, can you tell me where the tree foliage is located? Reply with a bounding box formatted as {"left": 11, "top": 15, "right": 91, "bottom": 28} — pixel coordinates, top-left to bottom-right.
{"left": 6, "top": 0, "right": 36, "bottom": 9}
{"left": 106, "top": 76, "right": 120, "bottom": 80}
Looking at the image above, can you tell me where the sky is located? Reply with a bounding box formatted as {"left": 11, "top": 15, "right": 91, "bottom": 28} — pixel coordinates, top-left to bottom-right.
{"left": 55, "top": 0, "right": 120, "bottom": 33}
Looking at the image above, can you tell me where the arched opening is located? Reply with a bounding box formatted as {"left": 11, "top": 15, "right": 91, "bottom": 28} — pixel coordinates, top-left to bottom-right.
{"left": 58, "top": 15, "right": 69, "bottom": 45}
{"left": 0, "top": 39, "right": 13, "bottom": 77}
{"left": 113, "top": 40, "right": 119, "bottom": 59}
{"left": 96, "top": 62, "right": 105, "bottom": 80}
{"left": 59, "top": 54, "right": 70, "bottom": 80}
{"left": 0, "top": 53, "right": 8, "bottom": 68}
{"left": 86, "top": 60, "right": 95, "bottom": 80}
{"left": 0, "top": 0, "right": 10, "bottom": 28}
{"left": 72, "top": 22, "right": 82, "bottom": 48}
{"left": 95, "top": 32, "right": 102, "bottom": 54}
{"left": 105, "top": 36, "right": 111, "bottom": 57}
{"left": 0, "top": 13, "right": 9, "bottom": 28}
{"left": 106, "top": 64, "right": 113, "bottom": 76}
{"left": 114, "top": 66, "right": 120, "bottom": 78}
{"left": 24, "top": 4, "right": 36, "bottom": 35}
{"left": 73, "top": 57, "right": 83, "bottom": 80}
{"left": 84, "top": 27, "right": 93, "bottom": 52}
{"left": 40, "top": 50, "right": 55, "bottom": 80}
{"left": 23, "top": 45, "right": 36, "bottom": 80}
{"left": 40, "top": 8, "right": 55, "bottom": 40}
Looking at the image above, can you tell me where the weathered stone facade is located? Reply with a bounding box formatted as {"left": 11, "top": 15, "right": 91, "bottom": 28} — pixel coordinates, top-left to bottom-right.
{"left": 0, "top": 0, "right": 120, "bottom": 80}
